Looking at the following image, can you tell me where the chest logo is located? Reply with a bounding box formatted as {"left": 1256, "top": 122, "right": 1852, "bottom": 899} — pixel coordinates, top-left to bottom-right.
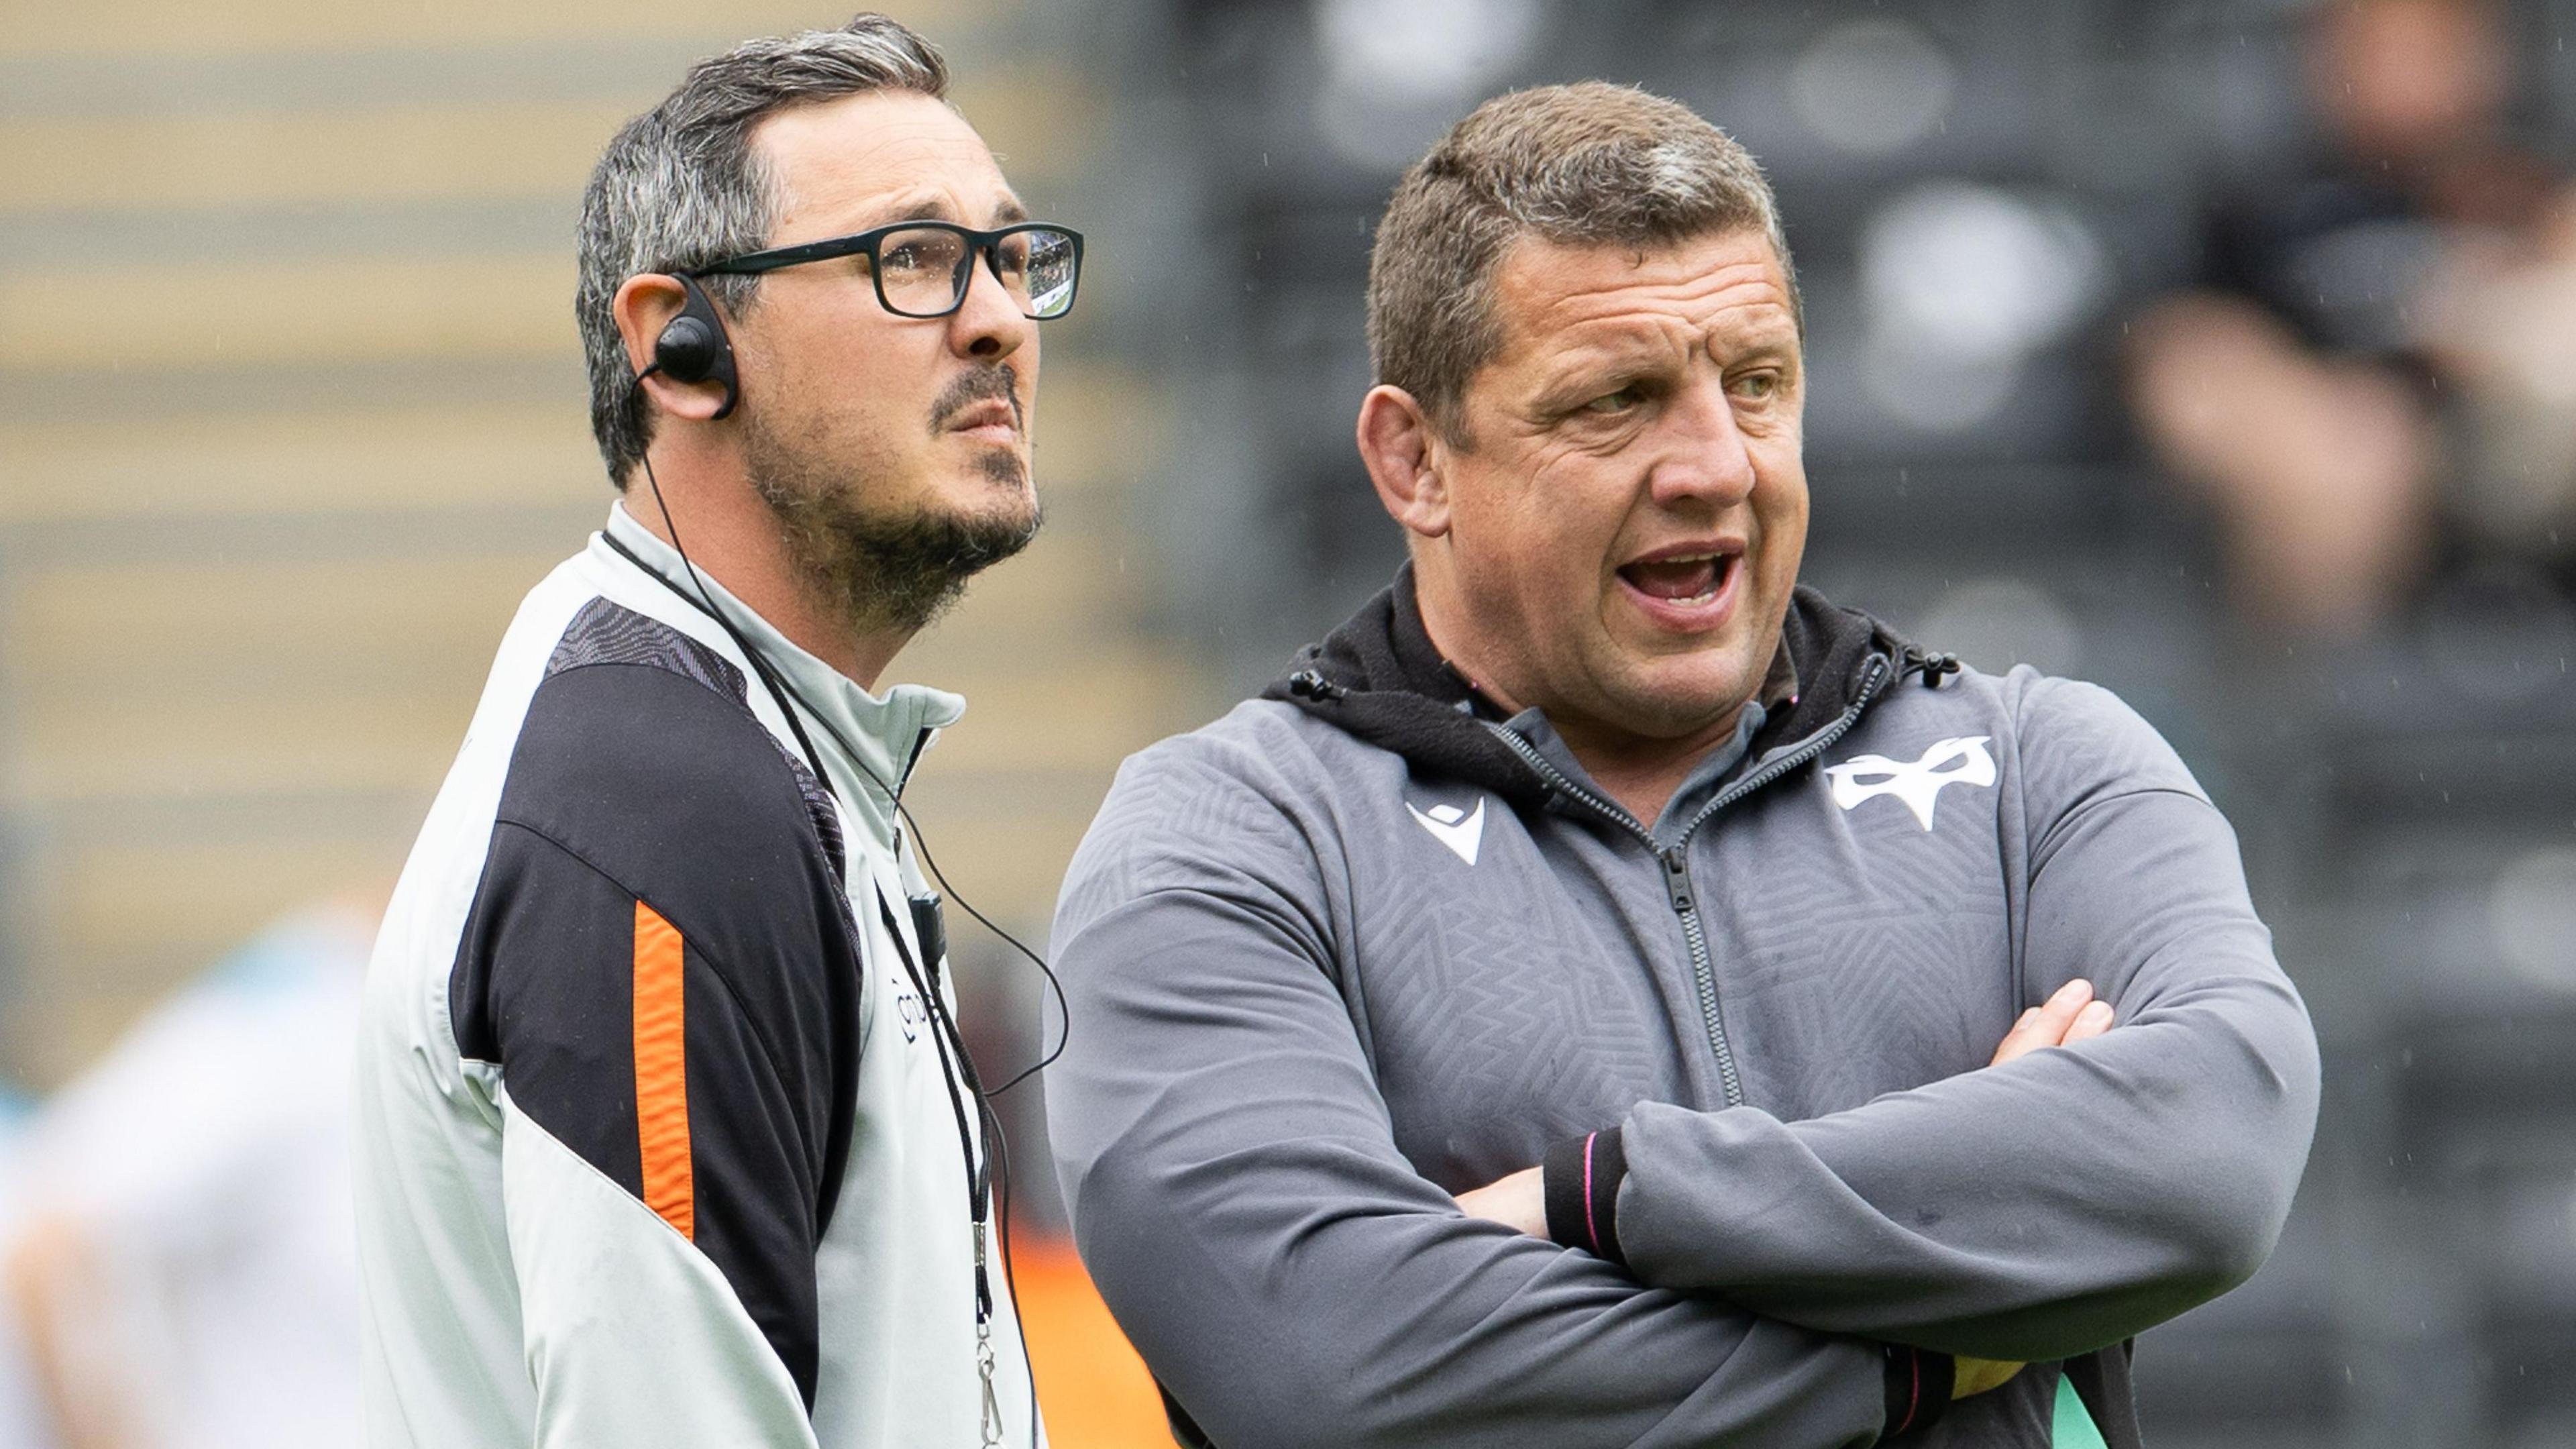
{"left": 1824, "top": 735, "right": 1996, "bottom": 830}
{"left": 890, "top": 968, "right": 926, "bottom": 1043}
{"left": 1405, "top": 797, "right": 1486, "bottom": 865}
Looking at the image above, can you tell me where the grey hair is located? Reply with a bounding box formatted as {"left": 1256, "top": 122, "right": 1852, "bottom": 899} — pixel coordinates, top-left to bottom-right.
{"left": 1365, "top": 82, "right": 1800, "bottom": 445}
{"left": 576, "top": 14, "right": 949, "bottom": 486}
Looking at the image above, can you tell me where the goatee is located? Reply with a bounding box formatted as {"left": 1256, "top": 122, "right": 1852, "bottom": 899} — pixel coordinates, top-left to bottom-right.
{"left": 746, "top": 419, "right": 1040, "bottom": 637}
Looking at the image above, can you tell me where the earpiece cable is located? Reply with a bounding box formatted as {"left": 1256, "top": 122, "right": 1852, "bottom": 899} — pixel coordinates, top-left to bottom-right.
{"left": 622, "top": 393, "right": 1059, "bottom": 1446}
{"left": 631, "top": 427, "right": 1067, "bottom": 1096}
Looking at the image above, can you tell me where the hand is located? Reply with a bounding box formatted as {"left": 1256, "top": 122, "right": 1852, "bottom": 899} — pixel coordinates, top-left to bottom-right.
{"left": 1952, "top": 1355, "right": 2025, "bottom": 1398}
{"left": 1945, "top": 983, "right": 2114, "bottom": 1399}
{"left": 1452, "top": 986, "right": 2115, "bottom": 1275}
{"left": 1989, "top": 978, "right": 2114, "bottom": 1067}
{"left": 1453, "top": 1165, "right": 1546, "bottom": 1236}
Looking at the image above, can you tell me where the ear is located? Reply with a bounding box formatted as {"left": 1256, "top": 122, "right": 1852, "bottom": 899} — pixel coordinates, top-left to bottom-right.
{"left": 1357, "top": 385, "right": 1455, "bottom": 540}
{"left": 612, "top": 273, "right": 731, "bottom": 423}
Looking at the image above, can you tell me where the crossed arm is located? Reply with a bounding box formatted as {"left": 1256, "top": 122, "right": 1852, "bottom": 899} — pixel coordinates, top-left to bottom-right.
{"left": 1049, "top": 800, "right": 1895, "bottom": 1448}
{"left": 1460, "top": 771, "right": 2318, "bottom": 1366}
{"left": 1458, "top": 977, "right": 2121, "bottom": 1399}
{"left": 1456, "top": 977, "right": 2116, "bottom": 1234}
{"left": 1049, "top": 690, "right": 2319, "bottom": 1444}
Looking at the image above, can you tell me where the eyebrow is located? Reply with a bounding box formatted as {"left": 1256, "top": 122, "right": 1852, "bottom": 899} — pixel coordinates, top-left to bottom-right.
{"left": 1717, "top": 325, "right": 1803, "bottom": 368}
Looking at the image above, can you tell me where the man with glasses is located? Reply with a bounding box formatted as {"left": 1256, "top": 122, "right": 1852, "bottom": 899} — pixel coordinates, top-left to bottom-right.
{"left": 354, "top": 16, "right": 1079, "bottom": 1448}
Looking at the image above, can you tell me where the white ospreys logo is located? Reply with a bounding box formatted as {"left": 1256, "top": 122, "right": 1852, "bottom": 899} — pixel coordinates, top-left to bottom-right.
{"left": 1824, "top": 736, "right": 1997, "bottom": 830}
{"left": 1405, "top": 797, "right": 1486, "bottom": 866}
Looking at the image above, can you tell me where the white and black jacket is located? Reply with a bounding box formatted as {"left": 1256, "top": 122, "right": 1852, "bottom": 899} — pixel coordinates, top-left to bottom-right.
{"left": 356, "top": 505, "right": 1037, "bottom": 1449}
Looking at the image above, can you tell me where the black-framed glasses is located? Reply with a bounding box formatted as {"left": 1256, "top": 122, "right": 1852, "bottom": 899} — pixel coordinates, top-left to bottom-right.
{"left": 694, "top": 221, "right": 1083, "bottom": 321}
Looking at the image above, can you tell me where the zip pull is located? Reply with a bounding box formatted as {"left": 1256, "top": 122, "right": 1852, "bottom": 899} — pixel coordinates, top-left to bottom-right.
{"left": 909, "top": 891, "right": 949, "bottom": 977}
{"left": 1285, "top": 668, "right": 1344, "bottom": 700}
{"left": 1660, "top": 849, "right": 1695, "bottom": 912}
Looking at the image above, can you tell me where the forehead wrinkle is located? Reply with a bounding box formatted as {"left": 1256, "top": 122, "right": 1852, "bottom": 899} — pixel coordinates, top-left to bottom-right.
{"left": 1536, "top": 269, "right": 1787, "bottom": 336}
{"left": 1511, "top": 288, "right": 1797, "bottom": 394}
{"left": 1496, "top": 248, "right": 1793, "bottom": 371}
{"left": 1523, "top": 319, "right": 1685, "bottom": 400}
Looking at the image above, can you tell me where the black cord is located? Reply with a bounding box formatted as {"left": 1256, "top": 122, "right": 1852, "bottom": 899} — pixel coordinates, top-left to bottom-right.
{"left": 979, "top": 1091, "right": 1040, "bottom": 1437}
{"left": 898, "top": 799, "right": 1067, "bottom": 1095}
{"left": 628, "top": 448, "right": 1067, "bottom": 1097}
{"left": 621, "top": 396, "right": 1057, "bottom": 1441}
{"left": 630, "top": 455, "right": 836, "bottom": 797}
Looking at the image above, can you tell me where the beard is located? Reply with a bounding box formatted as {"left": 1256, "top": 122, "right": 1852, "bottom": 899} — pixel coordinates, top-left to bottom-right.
{"left": 743, "top": 372, "right": 1040, "bottom": 637}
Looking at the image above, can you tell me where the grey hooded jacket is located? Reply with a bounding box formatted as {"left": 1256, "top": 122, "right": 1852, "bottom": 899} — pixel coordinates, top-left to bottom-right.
{"left": 1046, "top": 574, "right": 2319, "bottom": 1448}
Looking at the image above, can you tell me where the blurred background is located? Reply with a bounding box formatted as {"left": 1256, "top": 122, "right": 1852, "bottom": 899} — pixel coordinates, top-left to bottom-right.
{"left": 0, "top": 0, "right": 2569, "bottom": 1444}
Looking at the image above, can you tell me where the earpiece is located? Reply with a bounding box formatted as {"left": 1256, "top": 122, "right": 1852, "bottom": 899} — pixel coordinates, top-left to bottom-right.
{"left": 646, "top": 274, "right": 739, "bottom": 419}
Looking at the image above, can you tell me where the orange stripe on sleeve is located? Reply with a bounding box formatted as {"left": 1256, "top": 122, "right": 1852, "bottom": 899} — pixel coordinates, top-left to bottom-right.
{"left": 632, "top": 900, "right": 694, "bottom": 1240}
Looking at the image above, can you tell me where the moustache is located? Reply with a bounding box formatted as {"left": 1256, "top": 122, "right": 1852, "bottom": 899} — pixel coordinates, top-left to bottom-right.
{"left": 928, "top": 364, "right": 1024, "bottom": 435}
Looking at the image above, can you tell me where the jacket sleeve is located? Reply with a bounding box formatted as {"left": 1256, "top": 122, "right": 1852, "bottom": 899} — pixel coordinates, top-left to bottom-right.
{"left": 1582, "top": 676, "right": 2321, "bottom": 1362}
{"left": 453, "top": 659, "right": 860, "bottom": 1448}
{"left": 1045, "top": 739, "right": 1903, "bottom": 1449}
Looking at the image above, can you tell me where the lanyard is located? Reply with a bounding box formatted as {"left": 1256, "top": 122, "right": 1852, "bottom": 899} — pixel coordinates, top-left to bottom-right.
{"left": 877, "top": 886, "right": 1004, "bottom": 1446}
{"left": 601, "top": 529, "right": 1012, "bottom": 1445}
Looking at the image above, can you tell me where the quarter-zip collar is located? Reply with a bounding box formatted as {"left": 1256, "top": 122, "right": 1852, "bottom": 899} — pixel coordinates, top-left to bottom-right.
{"left": 596, "top": 502, "right": 965, "bottom": 850}
{"left": 1496, "top": 699, "right": 1767, "bottom": 845}
{"left": 1266, "top": 564, "right": 1920, "bottom": 820}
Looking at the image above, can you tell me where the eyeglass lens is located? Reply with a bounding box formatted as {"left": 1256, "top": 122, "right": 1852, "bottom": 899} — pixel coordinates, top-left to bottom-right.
{"left": 875, "top": 226, "right": 1078, "bottom": 320}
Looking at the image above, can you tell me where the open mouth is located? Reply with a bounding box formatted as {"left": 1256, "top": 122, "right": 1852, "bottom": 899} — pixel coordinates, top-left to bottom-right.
{"left": 1617, "top": 549, "right": 1737, "bottom": 608}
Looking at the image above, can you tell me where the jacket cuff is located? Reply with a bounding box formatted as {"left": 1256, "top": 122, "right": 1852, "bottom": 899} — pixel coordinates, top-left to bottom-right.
{"left": 1539, "top": 1128, "right": 1627, "bottom": 1265}
{"left": 1877, "top": 1345, "right": 1953, "bottom": 1441}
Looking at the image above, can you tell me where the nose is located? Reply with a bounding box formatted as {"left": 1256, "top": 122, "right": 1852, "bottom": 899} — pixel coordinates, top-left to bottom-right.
{"left": 1646, "top": 374, "right": 1756, "bottom": 511}
{"left": 947, "top": 246, "right": 1034, "bottom": 363}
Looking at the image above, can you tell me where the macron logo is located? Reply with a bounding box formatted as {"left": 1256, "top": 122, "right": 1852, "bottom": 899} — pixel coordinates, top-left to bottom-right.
{"left": 1405, "top": 797, "right": 1486, "bottom": 866}
{"left": 1823, "top": 736, "right": 1997, "bottom": 831}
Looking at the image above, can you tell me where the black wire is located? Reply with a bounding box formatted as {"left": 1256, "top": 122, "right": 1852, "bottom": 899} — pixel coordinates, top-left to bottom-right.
{"left": 979, "top": 1091, "right": 1041, "bottom": 1439}
{"left": 679, "top": 624, "right": 1071, "bottom": 1095}
{"left": 631, "top": 455, "right": 835, "bottom": 796}
{"left": 624, "top": 380, "right": 1058, "bottom": 1440}
{"left": 898, "top": 798, "right": 1068, "bottom": 1095}
{"left": 628, "top": 370, "right": 1054, "bottom": 1440}
{"left": 629, "top": 439, "right": 1069, "bottom": 1097}
{"left": 879, "top": 891, "right": 990, "bottom": 1249}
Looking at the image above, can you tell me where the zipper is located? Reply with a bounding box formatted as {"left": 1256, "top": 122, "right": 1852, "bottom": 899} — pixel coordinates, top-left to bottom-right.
{"left": 1656, "top": 847, "right": 1743, "bottom": 1107}
{"left": 1674, "top": 655, "right": 1896, "bottom": 844}
{"left": 1481, "top": 653, "right": 1897, "bottom": 1108}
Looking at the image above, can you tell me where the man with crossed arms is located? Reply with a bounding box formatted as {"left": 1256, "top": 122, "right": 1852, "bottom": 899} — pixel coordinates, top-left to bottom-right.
{"left": 1047, "top": 83, "right": 2316, "bottom": 1447}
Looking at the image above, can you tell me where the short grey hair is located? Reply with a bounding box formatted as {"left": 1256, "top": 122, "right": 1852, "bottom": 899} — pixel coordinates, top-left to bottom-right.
{"left": 1365, "top": 82, "right": 1800, "bottom": 446}
{"left": 576, "top": 14, "right": 949, "bottom": 486}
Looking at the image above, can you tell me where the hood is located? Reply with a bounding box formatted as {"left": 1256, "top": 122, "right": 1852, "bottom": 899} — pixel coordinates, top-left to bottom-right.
{"left": 1260, "top": 566, "right": 1939, "bottom": 809}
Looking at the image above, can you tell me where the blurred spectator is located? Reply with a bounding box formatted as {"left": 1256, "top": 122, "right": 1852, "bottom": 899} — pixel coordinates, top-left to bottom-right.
{"left": 0, "top": 905, "right": 372, "bottom": 1449}
{"left": 0, "top": 1094, "right": 55, "bottom": 1449}
{"left": 2129, "top": 0, "right": 2576, "bottom": 638}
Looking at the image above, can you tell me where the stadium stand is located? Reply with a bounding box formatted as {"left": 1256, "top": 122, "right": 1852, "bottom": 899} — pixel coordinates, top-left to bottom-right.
{"left": 0, "top": 1, "right": 1192, "bottom": 1442}
{"left": 5, "top": 0, "right": 2573, "bottom": 1444}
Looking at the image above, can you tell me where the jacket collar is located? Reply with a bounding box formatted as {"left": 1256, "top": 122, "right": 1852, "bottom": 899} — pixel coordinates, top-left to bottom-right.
{"left": 1265, "top": 564, "right": 1919, "bottom": 808}
{"left": 597, "top": 502, "right": 963, "bottom": 847}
